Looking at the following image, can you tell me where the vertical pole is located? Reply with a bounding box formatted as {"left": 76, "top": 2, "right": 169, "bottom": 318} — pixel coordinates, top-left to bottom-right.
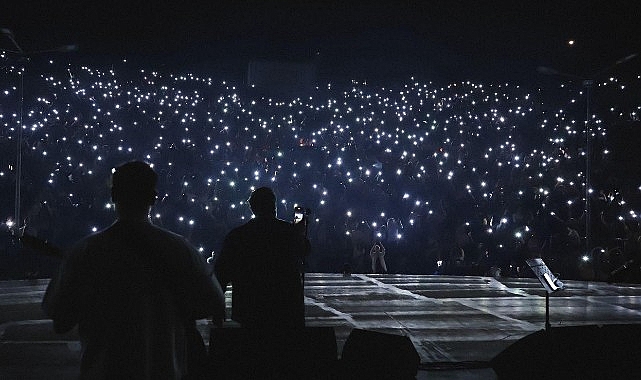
{"left": 545, "top": 291, "right": 551, "bottom": 331}
{"left": 14, "top": 68, "right": 24, "bottom": 236}
{"left": 584, "top": 80, "right": 593, "bottom": 263}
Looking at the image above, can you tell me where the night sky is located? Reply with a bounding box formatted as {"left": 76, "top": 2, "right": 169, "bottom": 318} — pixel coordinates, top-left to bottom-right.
{"left": 2, "top": 1, "right": 641, "bottom": 82}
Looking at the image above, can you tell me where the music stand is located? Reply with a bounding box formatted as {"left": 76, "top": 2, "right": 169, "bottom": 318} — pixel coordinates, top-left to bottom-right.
{"left": 526, "top": 258, "right": 565, "bottom": 330}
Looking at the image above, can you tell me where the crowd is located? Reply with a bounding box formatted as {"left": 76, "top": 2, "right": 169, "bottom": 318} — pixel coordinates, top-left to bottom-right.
{"left": 1, "top": 53, "right": 641, "bottom": 281}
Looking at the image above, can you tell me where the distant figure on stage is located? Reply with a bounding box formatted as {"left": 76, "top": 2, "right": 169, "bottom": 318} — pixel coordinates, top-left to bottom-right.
{"left": 43, "top": 161, "right": 225, "bottom": 379}
{"left": 214, "top": 187, "right": 310, "bottom": 328}
{"left": 370, "top": 241, "right": 388, "bottom": 273}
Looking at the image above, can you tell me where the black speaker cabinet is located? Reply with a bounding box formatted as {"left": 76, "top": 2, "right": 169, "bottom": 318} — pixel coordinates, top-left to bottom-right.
{"left": 491, "top": 324, "right": 641, "bottom": 380}
{"left": 339, "top": 329, "right": 420, "bottom": 380}
{"left": 208, "top": 327, "right": 337, "bottom": 379}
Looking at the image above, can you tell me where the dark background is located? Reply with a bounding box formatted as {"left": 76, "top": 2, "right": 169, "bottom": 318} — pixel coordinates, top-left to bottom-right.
{"left": 2, "top": 0, "right": 640, "bottom": 83}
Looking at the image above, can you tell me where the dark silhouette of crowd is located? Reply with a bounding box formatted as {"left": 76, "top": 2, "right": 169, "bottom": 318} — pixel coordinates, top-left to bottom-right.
{"left": 2, "top": 55, "right": 641, "bottom": 283}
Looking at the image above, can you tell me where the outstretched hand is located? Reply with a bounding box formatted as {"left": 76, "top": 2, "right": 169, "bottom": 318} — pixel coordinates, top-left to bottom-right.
{"left": 293, "top": 217, "right": 307, "bottom": 237}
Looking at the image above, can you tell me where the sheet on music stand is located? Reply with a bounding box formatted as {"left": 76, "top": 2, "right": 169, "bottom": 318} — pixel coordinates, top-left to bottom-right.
{"left": 526, "top": 258, "right": 564, "bottom": 294}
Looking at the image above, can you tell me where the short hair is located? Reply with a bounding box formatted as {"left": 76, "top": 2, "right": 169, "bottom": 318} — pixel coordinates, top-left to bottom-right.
{"left": 248, "top": 187, "right": 276, "bottom": 217}
{"left": 111, "top": 161, "right": 158, "bottom": 208}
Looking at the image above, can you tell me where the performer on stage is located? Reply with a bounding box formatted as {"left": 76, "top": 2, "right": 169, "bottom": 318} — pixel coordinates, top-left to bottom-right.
{"left": 214, "top": 187, "right": 310, "bottom": 328}
{"left": 43, "top": 161, "right": 225, "bottom": 379}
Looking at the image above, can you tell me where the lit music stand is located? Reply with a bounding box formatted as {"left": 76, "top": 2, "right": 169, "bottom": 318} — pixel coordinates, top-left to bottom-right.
{"left": 526, "top": 258, "right": 565, "bottom": 330}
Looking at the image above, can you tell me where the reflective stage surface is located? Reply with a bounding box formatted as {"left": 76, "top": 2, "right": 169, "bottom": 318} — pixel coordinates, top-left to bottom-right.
{"left": 3, "top": 274, "right": 641, "bottom": 379}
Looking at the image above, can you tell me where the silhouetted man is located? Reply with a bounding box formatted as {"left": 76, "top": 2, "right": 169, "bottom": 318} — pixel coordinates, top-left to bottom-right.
{"left": 43, "top": 161, "right": 225, "bottom": 379}
{"left": 214, "top": 187, "right": 310, "bottom": 328}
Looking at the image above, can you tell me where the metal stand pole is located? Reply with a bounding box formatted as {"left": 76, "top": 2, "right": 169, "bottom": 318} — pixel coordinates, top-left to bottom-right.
{"left": 545, "top": 292, "right": 551, "bottom": 331}
{"left": 584, "top": 80, "right": 593, "bottom": 263}
{"left": 14, "top": 70, "right": 24, "bottom": 236}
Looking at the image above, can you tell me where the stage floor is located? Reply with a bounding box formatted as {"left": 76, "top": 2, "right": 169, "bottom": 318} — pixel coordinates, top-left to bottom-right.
{"left": 2, "top": 273, "right": 641, "bottom": 379}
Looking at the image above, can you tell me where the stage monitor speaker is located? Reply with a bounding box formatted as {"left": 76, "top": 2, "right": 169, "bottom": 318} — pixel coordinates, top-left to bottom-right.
{"left": 491, "top": 324, "right": 641, "bottom": 380}
{"left": 208, "top": 327, "right": 337, "bottom": 380}
{"left": 339, "top": 329, "right": 420, "bottom": 380}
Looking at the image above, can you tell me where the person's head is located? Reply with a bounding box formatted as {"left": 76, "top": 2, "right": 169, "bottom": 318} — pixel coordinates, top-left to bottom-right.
{"left": 111, "top": 161, "right": 158, "bottom": 217}
{"left": 248, "top": 187, "right": 276, "bottom": 217}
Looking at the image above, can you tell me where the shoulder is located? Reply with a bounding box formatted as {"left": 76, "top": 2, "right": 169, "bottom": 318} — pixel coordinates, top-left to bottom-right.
{"left": 69, "top": 227, "right": 111, "bottom": 256}
{"left": 116, "top": 221, "right": 196, "bottom": 255}
{"left": 263, "top": 217, "right": 293, "bottom": 231}
{"left": 225, "top": 222, "right": 251, "bottom": 239}
{"left": 148, "top": 223, "right": 189, "bottom": 244}
{"left": 255, "top": 217, "right": 296, "bottom": 234}
{"left": 274, "top": 218, "right": 293, "bottom": 227}
{"left": 145, "top": 224, "right": 198, "bottom": 258}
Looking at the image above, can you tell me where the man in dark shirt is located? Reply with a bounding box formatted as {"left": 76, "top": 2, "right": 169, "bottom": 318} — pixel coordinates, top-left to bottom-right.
{"left": 214, "top": 187, "right": 310, "bottom": 328}
{"left": 43, "top": 161, "right": 225, "bottom": 379}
